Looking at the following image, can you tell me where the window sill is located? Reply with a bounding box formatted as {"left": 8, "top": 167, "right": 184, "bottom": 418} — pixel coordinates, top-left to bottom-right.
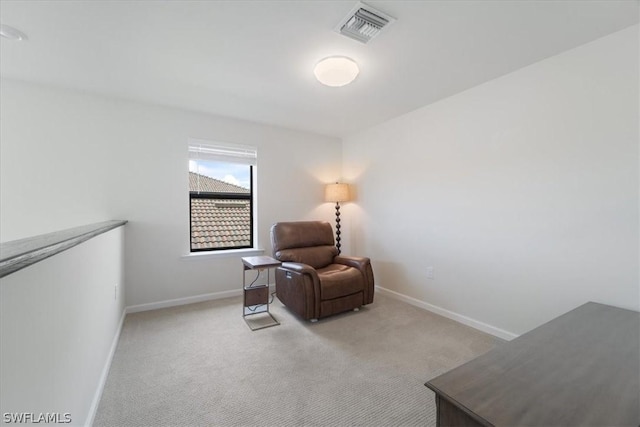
{"left": 181, "top": 248, "right": 265, "bottom": 261}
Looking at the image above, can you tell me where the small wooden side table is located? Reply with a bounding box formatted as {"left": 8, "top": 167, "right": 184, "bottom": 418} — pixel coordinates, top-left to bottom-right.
{"left": 241, "top": 256, "right": 281, "bottom": 330}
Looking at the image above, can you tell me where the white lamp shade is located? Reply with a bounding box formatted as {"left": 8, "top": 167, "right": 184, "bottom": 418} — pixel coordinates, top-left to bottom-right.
{"left": 325, "top": 183, "right": 351, "bottom": 202}
{"left": 314, "top": 57, "right": 359, "bottom": 87}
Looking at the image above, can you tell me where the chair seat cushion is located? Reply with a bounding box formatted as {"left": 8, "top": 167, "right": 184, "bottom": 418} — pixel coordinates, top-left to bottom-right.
{"left": 317, "top": 264, "right": 365, "bottom": 300}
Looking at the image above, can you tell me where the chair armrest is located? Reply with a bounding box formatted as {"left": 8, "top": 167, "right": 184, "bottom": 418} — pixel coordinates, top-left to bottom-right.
{"left": 334, "top": 256, "right": 370, "bottom": 271}
{"left": 334, "top": 256, "right": 375, "bottom": 305}
{"left": 281, "top": 262, "right": 317, "bottom": 277}
{"left": 276, "top": 262, "right": 321, "bottom": 319}
{"left": 280, "top": 262, "right": 320, "bottom": 289}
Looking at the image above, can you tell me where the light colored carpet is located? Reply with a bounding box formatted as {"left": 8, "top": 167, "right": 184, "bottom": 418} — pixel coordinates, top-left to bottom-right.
{"left": 94, "top": 293, "right": 502, "bottom": 426}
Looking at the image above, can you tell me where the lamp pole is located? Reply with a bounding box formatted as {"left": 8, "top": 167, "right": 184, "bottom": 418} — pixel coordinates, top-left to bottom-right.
{"left": 325, "top": 182, "right": 350, "bottom": 255}
{"left": 334, "top": 201, "right": 342, "bottom": 254}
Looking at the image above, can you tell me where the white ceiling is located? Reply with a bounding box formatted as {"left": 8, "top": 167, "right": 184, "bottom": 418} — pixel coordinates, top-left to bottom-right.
{"left": 0, "top": 1, "right": 637, "bottom": 138}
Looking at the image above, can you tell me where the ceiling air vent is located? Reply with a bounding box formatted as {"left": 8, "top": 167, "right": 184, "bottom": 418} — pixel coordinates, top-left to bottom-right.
{"left": 335, "top": 2, "right": 395, "bottom": 44}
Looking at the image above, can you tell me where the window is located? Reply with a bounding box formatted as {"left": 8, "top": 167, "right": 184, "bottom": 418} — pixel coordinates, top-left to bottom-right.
{"left": 188, "top": 140, "right": 257, "bottom": 252}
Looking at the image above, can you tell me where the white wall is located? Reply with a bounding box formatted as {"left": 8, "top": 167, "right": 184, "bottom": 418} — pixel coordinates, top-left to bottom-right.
{"left": 0, "top": 227, "right": 125, "bottom": 426}
{"left": 0, "top": 80, "right": 342, "bottom": 307}
{"left": 343, "top": 25, "right": 639, "bottom": 336}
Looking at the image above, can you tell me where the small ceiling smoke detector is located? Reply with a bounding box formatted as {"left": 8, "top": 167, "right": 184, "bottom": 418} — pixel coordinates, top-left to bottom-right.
{"left": 335, "top": 1, "right": 395, "bottom": 44}
{"left": 0, "top": 24, "right": 28, "bottom": 41}
{"left": 314, "top": 56, "right": 359, "bottom": 87}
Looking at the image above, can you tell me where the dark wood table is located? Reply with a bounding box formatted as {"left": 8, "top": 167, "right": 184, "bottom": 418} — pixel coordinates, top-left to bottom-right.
{"left": 425, "top": 302, "right": 640, "bottom": 426}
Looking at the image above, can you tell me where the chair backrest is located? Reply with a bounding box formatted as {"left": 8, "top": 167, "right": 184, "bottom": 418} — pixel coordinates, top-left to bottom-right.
{"left": 270, "top": 221, "right": 337, "bottom": 269}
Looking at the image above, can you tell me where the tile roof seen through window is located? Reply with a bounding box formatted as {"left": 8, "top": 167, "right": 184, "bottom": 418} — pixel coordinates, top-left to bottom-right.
{"left": 189, "top": 172, "right": 249, "bottom": 194}
{"left": 189, "top": 172, "right": 251, "bottom": 250}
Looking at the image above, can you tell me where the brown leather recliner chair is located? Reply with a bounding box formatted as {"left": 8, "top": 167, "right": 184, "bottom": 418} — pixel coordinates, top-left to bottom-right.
{"left": 270, "top": 221, "right": 374, "bottom": 321}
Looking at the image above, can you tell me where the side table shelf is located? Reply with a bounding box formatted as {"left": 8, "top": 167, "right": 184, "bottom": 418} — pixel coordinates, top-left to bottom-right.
{"left": 241, "top": 256, "right": 281, "bottom": 331}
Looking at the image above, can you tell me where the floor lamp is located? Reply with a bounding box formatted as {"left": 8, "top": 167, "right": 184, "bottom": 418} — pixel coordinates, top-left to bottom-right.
{"left": 325, "top": 182, "right": 351, "bottom": 255}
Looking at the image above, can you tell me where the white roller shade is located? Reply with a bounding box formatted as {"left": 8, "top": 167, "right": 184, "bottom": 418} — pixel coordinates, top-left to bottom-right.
{"left": 188, "top": 139, "right": 257, "bottom": 165}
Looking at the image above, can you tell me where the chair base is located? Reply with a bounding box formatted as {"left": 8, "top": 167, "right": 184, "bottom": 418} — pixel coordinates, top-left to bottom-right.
{"left": 309, "top": 307, "right": 361, "bottom": 323}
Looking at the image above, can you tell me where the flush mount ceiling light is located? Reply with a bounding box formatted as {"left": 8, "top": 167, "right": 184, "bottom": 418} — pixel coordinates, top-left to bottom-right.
{"left": 0, "top": 24, "right": 28, "bottom": 41}
{"left": 314, "top": 56, "right": 359, "bottom": 87}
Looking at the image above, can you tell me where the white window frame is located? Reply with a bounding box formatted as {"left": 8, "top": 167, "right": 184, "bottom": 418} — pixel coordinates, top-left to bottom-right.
{"left": 188, "top": 139, "right": 258, "bottom": 253}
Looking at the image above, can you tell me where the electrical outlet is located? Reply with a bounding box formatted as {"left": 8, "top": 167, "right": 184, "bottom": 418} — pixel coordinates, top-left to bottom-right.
{"left": 426, "top": 267, "right": 434, "bottom": 279}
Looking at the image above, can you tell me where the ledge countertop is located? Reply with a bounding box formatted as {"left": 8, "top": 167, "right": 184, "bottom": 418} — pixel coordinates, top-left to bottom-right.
{"left": 0, "top": 220, "right": 127, "bottom": 279}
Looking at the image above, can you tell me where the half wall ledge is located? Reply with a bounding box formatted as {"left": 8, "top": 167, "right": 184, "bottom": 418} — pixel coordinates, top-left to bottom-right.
{"left": 0, "top": 220, "right": 127, "bottom": 278}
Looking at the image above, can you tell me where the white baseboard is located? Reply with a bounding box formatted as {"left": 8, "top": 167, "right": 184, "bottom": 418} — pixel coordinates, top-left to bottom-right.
{"left": 126, "top": 289, "right": 244, "bottom": 314}
{"left": 375, "top": 286, "right": 518, "bottom": 341}
{"left": 85, "top": 308, "right": 127, "bottom": 427}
